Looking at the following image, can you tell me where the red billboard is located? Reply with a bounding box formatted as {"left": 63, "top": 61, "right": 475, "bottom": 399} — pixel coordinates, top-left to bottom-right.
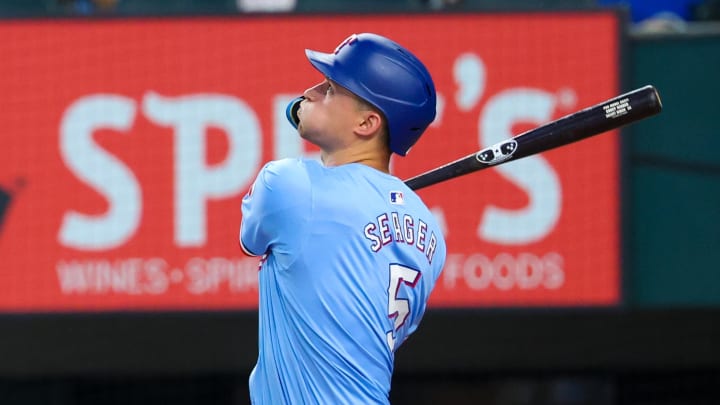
{"left": 0, "top": 12, "right": 620, "bottom": 312}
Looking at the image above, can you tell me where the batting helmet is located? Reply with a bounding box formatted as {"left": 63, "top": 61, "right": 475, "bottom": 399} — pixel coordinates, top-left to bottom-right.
{"left": 286, "top": 33, "right": 437, "bottom": 156}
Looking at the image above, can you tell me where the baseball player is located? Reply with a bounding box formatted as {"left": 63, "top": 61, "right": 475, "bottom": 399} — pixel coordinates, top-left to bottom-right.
{"left": 239, "top": 33, "right": 446, "bottom": 404}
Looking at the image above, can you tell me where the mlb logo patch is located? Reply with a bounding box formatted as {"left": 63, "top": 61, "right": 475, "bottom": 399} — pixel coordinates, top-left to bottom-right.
{"left": 389, "top": 191, "right": 404, "bottom": 205}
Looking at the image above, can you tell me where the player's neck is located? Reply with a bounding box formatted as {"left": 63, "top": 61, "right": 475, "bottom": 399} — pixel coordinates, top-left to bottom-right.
{"left": 321, "top": 149, "right": 391, "bottom": 174}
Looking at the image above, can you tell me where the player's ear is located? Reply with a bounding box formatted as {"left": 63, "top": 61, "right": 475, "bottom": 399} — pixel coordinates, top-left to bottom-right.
{"left": 355, "top": 110, "right": 383, "bottom": 138}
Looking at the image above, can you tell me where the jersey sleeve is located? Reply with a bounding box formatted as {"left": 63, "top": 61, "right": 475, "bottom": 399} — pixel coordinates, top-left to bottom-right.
{"left": 239, "top": 159, "right": 311, "bottom": 260}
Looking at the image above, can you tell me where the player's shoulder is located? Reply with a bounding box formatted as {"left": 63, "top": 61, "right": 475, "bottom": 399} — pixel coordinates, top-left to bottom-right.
{"left": 257, "top": 158, "right": 315, "bottom": 192}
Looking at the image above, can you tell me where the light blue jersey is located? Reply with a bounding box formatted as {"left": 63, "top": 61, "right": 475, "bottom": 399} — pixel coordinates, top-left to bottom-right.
{"left": 240, "top": 158, "right": 446, "bottom": 405}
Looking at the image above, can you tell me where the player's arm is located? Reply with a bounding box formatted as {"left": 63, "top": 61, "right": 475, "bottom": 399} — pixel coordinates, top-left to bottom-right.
{"left": 238, "top": 159, "right": 311, "bottom": 258}
{"left": 238, "top": 226, "right": 258, "bottom": 257}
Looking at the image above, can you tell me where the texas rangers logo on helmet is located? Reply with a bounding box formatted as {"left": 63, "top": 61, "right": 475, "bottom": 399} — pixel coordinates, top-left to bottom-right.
{"left": 333, "top": 33, "right": 358, "bottom": 54}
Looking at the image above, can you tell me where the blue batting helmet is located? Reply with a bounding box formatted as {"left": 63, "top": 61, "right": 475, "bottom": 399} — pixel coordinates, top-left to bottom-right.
{"left": 286, "top": 33, "right": 437, "bottom": 156}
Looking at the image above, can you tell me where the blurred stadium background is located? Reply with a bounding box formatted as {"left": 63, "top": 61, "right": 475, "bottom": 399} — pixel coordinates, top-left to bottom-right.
{"left": 0, "top": 0, "right": 719, "bottom": 404}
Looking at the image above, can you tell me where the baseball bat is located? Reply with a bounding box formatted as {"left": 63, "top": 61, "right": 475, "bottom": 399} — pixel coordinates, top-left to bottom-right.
{"left": 404, "top": 85, "right": 663, "bottom": 190}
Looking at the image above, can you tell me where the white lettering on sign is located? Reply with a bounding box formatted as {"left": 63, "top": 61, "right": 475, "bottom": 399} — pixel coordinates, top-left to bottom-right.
{"left": 56, "top": 256, "right": 259, "bottom": 295}
{"left": 143, "top": 92, "right": 261, "bottom": 246}
{"left": 442, "top": 252, "right": 565, "bottom": 291}
{"left": 58, "top": 77, "right": 576, "bottom": 255}
{"left": 452, "top": 53, "right": 572, "bottom": 246}
{"left": 56, "top": 257, "right": 169, "bottom": 295}
{"left": 58, "top": 95, "right": 141, "bottom": 251}
{"left": 58, "top": 92, "right": 262, "bottom": 250}
{"left": 477, "top": 88, "right": 561, "bottom": 245}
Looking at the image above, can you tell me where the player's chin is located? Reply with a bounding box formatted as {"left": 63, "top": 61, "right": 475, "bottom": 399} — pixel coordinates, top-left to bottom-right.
{"left": 297, "top": 125, "right": 310, "bottom": 141}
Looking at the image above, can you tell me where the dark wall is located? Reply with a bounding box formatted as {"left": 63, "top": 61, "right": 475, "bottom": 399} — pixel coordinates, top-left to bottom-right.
{"left": 624, "top": 33, "right": 720, "bottom": 307}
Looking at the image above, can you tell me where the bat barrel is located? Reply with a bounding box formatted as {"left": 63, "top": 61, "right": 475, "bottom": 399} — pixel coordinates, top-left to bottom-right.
{"left": 510, "top": 85, "right": 663, "bottom": 160}
{"left": 405, "top": 85, "right": 663, "bottom": 191}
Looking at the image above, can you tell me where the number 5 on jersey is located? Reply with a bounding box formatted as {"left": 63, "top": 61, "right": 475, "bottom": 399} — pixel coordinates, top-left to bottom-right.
{"left": 386, "top": 264, "right": 421, "bottom": 351}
